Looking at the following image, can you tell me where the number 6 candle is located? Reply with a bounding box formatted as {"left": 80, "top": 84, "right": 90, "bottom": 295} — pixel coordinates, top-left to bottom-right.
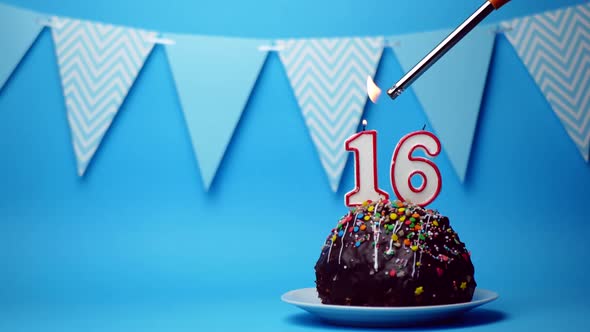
{"left": 391, "top": 130, "right": 442, "bottom": 207}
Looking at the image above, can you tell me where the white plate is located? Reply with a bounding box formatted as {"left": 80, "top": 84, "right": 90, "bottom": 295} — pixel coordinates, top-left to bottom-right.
{"left": 282, "top": 288, "right": 498, "bottom": 327}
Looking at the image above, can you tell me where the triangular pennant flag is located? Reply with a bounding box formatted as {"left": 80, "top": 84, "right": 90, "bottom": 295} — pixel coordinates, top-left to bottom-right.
{"left": 0, "top": 4, "right": 44, "bottom": 91}
{"left": 391, "top": 26, "right": 496, "bottom": 182}
{"left": 278, "top": 37, "right": 384, "bottom": 192}
{"left": 51, "top": 17, "right": 156, "bottom": 176}
{"left": 503, "top": 3, "right": 590, "bottom": 161}
{"left": 164, "top": 34, "right": 268, "bottom": 190}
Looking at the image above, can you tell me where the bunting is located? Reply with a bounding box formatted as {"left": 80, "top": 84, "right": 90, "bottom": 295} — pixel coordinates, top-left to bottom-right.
{"left": 503, "top": 3, "right": 590, "bottom": 161}
{"left": 165, "top": 35, "right": 268, "bottom": 190}
{"left": 51, "top": 17, "right": 156, "bottom": 175}
{"left": 278, "top": 37, "right": 384, "bottom": 192}
{"left": 0, "top": 3, "right": 43, "bottom": 91}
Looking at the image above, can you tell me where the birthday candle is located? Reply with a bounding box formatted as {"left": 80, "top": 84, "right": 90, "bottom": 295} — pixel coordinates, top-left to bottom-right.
{"left": 344, "top": 120, "right": 389, "bottom": 207}
{"left": 390, "top": 130, "right": 442, "bottom": 207}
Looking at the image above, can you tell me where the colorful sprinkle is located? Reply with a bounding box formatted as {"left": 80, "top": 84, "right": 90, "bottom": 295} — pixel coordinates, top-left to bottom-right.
{"left": 360, "top": 224, "right": 367, "bottom": 231}
{"left": 411, "top": 245, "right": 419, "bottom": 252}
{"left": 354, "top": 226, "right": 359, "bottom": 232}
{"left": 398, "top": 208, "right": 406, "bottom": 213}
{"left": 368, "top": 206, "right": 374, "bottom": 212}
{"left": 364, "top": 215, "right": 370, "bottom": 221}
{"left": 389, "top": 269, "right": 397, "bottom": 277}
{"left": 392, "top": 234, "right": 398, "bottom": 241}
{"left": 355, "top": 241, "right": 361, "bottom": 247}
{"left": 404, "top": 239, "right": 411, "bottom": 246}
{"left": 338, "top": 230, "right": 344, "bottom": 237}
{"left": 390, "top": 213, "right": 398, "bottom": 220}
{"left": 460, "top": 282, "right": 467, "bottom": 290}
{"left": 415, "top": 286, "right": 424, "bottom": 296}
{"left": 357, "top": 213, "right": 364, "bottom": 219}
{"left": 433, "top": 221, "right": 439, "bottom": 226}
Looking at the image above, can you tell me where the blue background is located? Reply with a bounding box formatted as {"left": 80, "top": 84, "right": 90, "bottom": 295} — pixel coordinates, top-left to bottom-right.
{"left": 1, "top": 0, "right": 589, "bottom": 331}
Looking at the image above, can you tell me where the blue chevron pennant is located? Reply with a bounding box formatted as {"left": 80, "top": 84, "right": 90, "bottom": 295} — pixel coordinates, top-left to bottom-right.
{"left": 503, "top": 3, "right": 590, "bottom": 161}
{"left": 51, "top": 17, "right": 156, "bottom": 176}
{"left": 278, "top": 37, "right": 384, "bottom": 192}
{"left": 391, "top": 26, "right": 496, "bottom": 182}
{"left": 0, "top": 3, "right": 44, "bottom": 91}
{"left": 164, "top": 34, "right": 268, "bottom": 190}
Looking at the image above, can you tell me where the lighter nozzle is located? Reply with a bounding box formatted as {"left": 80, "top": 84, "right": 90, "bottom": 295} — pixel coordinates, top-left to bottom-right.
{"left": 387, "top": 85, "right": 404, "bottom": 100}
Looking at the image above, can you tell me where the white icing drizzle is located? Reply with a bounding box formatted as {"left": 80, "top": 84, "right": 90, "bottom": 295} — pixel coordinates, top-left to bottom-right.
{"left": 372, "top": 202, "right": 381, "bottom": 271}
{"left": 373, "top": 230, "right": 380, "bottom": 271}
{"left": 338, "top": 221, "right": 350, "bottom": 264}
{"left": 338, "top": 213, "right": 356, "bottom": 265}
{"left": 393, "top": 220, "right": 402, "bottom": 234}
{"left": 388, "top": 237, "right": 394, "bottom": 254}
{"left": 327, "top": 230, "right": 335, "bottom": 263}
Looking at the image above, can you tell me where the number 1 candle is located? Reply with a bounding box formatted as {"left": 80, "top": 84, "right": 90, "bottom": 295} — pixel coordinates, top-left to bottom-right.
{"left": 344, "top": 120, "right": 389, "bottom": 207}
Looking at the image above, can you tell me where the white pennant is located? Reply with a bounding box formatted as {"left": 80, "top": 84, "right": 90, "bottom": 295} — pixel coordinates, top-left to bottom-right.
{"left": 503, "top": 3, "right": 590, "bottom": 161}
{"left": 278, "top": 37, "right": 384, "bottom": 192}
{"left": 51, "top": 17, "right": 156, "bottom": 175}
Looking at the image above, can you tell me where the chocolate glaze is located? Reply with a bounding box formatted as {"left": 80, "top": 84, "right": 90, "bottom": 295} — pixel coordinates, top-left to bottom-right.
{"left": 315, "top": 200, "right": 476, "bottom": 306}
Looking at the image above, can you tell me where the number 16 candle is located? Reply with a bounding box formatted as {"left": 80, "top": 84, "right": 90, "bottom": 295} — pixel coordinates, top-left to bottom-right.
{"left": 344, "top": 122, "right": 442, "bottom": 207}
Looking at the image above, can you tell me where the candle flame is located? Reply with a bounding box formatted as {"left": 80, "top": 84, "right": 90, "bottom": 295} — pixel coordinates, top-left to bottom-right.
{"left": 366, "top": 76, "right": 382, "bottom": 103}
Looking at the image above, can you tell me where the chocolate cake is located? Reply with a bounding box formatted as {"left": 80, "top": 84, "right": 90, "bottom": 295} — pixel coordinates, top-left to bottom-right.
{"left": 315, "top": 200, "right": 475, "bottom": 306}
